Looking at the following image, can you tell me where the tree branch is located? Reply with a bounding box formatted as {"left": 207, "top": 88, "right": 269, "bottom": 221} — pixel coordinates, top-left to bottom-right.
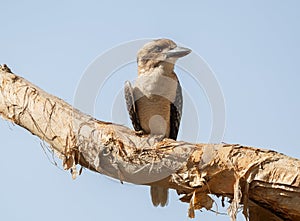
{"left": 1, "top": 65, "right": 299, "bottom": 221}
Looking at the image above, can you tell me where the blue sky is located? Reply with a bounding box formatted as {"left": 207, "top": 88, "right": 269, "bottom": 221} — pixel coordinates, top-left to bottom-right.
{"left": 1, "top": 1, "right": 300, "bottom": 220}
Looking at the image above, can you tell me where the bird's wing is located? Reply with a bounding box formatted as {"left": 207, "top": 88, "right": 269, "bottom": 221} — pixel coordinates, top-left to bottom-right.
{"left": 124, "top": 81, "right": 143, "bottom": 131}
{"left": 169, "top": 81, "right": 183, "bottom": 140}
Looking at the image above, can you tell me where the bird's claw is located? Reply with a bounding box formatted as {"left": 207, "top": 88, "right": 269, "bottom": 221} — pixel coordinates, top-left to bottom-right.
{"left": 135, "top": 130, "right": 144, "bottom": 136}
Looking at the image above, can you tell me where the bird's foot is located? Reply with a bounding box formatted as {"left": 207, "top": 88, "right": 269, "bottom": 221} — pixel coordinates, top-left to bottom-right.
{"left": 135, "top": 130, "right": 144, "bottom": 136}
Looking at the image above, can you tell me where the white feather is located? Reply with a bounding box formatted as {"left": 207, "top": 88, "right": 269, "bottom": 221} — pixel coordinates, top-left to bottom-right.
{"left": 134, "top": 71, "right": 177, "bottom": 102}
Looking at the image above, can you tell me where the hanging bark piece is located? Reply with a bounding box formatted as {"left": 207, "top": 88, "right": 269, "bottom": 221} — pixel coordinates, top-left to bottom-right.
{"left": 1, "top": 65, "right": 300, "bottom": 221}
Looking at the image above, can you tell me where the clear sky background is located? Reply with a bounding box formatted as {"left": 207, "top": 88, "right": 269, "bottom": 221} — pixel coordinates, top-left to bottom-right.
{"left": 1, "top": 1, "right": 300, "bottom": 221}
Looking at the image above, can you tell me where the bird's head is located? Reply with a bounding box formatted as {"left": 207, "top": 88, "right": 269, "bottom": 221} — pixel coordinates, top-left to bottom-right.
{"left": 137, "top": 39, "right": 191, "bottom": 74}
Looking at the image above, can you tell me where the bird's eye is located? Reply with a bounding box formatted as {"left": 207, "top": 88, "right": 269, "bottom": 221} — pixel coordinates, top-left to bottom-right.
{"left": 154, "top": 46, "right": 163, "bottom": 52}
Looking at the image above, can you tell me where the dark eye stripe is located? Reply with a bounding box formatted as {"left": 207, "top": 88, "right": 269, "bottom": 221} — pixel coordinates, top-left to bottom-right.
{"left": 150, "top": 45, "right": 165, "bottom": 53}
{"left": 155, "top": 46, "right": 163, "bottom": 52}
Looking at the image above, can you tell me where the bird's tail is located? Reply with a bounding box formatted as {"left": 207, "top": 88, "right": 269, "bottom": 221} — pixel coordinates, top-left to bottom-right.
{"left": 150, "top": 186, "right": 169, "bottom": 207}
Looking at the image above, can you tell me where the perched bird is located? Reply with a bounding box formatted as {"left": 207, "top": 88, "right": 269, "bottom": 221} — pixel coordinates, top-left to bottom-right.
{"left": 124, "top": 39, "right": 191, "bottom": 207}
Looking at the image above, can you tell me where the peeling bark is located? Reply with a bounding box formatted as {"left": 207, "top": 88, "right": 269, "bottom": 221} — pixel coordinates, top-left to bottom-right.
{"left": 1, "top": 65, "right": 300, "bottom": 221}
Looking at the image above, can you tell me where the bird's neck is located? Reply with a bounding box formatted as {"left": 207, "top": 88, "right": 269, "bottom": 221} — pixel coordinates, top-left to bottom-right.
{"left": 138, "top": 62, "right": 175, "bottom": 77}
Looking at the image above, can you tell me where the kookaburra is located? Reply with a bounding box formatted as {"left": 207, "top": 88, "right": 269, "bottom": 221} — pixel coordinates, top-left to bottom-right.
{"left": 124, "top": 39, "right": 191, "bottom": 207}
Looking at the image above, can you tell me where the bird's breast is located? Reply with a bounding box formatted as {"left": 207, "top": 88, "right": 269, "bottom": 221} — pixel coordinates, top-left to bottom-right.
{"left": 134, "top": 72, "right": 178, "bottom": 102}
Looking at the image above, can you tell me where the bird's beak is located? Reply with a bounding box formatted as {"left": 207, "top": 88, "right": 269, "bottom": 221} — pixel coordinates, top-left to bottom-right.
{"left": 166, "top": 46, "right": 192, "bottom": 58}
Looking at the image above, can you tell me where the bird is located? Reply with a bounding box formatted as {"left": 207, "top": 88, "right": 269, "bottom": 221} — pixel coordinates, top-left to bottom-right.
{"left": 124, "top": 38, "right": 191, "bottom": 207}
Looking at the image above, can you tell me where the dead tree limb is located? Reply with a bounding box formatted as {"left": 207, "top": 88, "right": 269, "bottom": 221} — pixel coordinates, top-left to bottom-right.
{"left": 0, "top": 65, "right": 299, "bottom": 221}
